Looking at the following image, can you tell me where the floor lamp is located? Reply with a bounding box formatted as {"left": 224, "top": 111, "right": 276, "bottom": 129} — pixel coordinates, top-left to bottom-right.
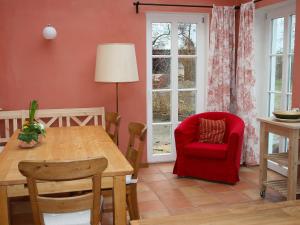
{"left": 94, "top": 43, "right": 139, "bottom": 114}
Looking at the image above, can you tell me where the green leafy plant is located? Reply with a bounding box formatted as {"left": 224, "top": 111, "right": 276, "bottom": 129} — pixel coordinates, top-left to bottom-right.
{"left": 18, "top": 100, "right": 46, "bottom": 144}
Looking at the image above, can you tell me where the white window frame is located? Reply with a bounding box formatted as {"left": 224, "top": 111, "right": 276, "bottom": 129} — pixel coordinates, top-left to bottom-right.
{"left": 266, "top": 7, "right": 295, "bottom": 116}
{"left": 266, "top": 5, "right": 296, "bottom": 155}
{"left": 255, "top": 1, "right": 296, "bottom": 176}
{"left": 146, "top": 12, "right": 208, "bottom": 163}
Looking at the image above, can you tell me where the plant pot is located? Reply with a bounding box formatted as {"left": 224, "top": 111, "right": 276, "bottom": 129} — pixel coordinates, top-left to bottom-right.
{"left": 18, "top": 135, "right": 43, "bottom": 149}
{"left": 19, "top": 140, "right": 38, "bottom": 149}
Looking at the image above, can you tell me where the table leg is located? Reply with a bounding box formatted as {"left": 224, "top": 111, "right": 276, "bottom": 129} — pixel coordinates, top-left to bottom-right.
{"left": 0, "top": 185, "right": 10, "bottom": 225}
{"left": 287, "top": 130, "right": 299, "bottom": 200}
{"left": 113, "top": 176, "right": 126, "bottom": 225}
{"left": 259, "top": 123, "right": 268, "bottom": 196}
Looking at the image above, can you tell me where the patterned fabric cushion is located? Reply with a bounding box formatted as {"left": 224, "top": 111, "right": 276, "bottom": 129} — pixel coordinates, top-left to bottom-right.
{"left": 198, "top": 118, "right": 226, "bottom": 144}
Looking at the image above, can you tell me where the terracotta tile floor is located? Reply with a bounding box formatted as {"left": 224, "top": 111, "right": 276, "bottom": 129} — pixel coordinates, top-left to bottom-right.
{"left": 10, "top": 162, "right": 288, "bottom": 225}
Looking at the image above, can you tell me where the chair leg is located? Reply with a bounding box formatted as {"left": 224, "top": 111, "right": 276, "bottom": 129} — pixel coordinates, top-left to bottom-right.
{"left": 132, "top": 184, "right": 140, "bottom": 219}
{"left": 126, "top": 191, "right": 135, "bottom": 220}
{"left": 126, "top": 184, "right": 140, "bottom": 220}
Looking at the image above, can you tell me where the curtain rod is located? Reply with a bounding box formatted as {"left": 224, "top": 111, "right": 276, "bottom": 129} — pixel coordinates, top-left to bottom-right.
{"left": 133, "top": 0, "right": 263, "bottom": 14}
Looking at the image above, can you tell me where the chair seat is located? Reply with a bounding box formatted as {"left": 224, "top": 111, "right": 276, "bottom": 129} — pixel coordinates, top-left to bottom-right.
{"left": 184, "top": 142, "right": 228, "bottom": 159}
{"left": 44, "top": 210, "right": 90, "bottom": 225}
{"left": 43, "top": 196, "right": 103, "bottom": 225}
{"left": 126, "top": 174, "right": 138, "bottom": 184}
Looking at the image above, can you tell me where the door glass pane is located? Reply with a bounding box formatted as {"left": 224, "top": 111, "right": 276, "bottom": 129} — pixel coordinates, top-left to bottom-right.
{"left": 269, "top": 56, "right": 283, "bottom": 91}
{"left": 178, "top": 91, "right": 196, "bottom": 121}
{"left": 152, "top": 23, "right": 171, "bottom": 55}
{"left": 288, "top": 55, "right": 294, "bottom": 92}
{"left": 152, "top": 58, "right": 171, "bottom": 89}
{"left": 178, "top": 23, "right": 196, "bottom": 55}
{"left": 178, "top": 58, "right": 196, "bottom": 88}
{"left": 269, "top": 93, "right": 282, "bottom": 115}
{"left": 290, "top": 15, "right": 296, "bottom": 53}
{"left": 287, "top": 94, "right": 292, "bottom": 110}
{"left": 268, "top": 134, "right": 281, "bottom": 154}
{"left": 285, "top": 138, "right": 289, "bottom": 152}
{"left": 271, "top": 17, "right": 284, "bottom": 54}
{"left": 153, "top": 125, "right": 171, "bottom": 154}
{"left": 152, "top": 92, "right": 171, "bottom": 122}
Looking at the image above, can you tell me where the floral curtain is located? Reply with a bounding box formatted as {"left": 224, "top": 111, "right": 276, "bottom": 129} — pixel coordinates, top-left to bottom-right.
{"left": 236, "top": 1, "right": 259, "bottom": 165}
{"left": 207, "top": 6, "right": 235, "bottom": 112}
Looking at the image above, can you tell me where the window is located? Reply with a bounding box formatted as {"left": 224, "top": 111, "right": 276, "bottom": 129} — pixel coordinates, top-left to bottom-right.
{"left": 267, "top": 9, "right": 296, "bottom": 154}
{"left": 146, "top": 13, "right": 208, "bottom": 162}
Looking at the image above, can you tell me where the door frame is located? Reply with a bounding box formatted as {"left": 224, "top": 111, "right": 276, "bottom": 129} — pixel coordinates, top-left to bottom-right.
{"left": 146, "top": 12, "right": 208, "bottom": 163}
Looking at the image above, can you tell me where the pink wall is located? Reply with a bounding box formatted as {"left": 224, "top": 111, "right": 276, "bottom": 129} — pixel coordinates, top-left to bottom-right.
{"left": 0, "top": 0, "right": 234, "bottom": 162}
{"left": 0, "top": 0, "right": 298, "bottom": 162}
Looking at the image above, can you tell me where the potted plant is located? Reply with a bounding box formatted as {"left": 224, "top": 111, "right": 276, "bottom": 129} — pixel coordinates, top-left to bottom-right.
{"left": 18, "top": 100, "right": 46, "bottom": 148}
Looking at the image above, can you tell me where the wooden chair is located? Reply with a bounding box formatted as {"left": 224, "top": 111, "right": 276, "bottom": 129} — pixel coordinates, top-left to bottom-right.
{"left": 0, "top": 107, "right": 106, "bottom": 152}
{"left": 125, "top": 122, "right": 147, "bottom": 220}
{"left": 0, "top": 110, "right": 24, "bottom": 152}
{"left": 18, "top": 157, "right": 108, "bottom": 225}
{"left": 105, "top": 112, "right": 121, "bottom": 144}
{"left": 103, "top": 122, "right": 146, "bottom": 220}
{"left": 34, "top": 107, "right": 106, "bottom": 128}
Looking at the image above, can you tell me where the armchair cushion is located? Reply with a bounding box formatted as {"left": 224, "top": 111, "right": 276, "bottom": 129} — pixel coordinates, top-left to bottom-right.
{"left": 184, "top": 142, "right": 228, "bottom": 160}
{"left": 198, "top": 118, "right": 226, "bottom": 143}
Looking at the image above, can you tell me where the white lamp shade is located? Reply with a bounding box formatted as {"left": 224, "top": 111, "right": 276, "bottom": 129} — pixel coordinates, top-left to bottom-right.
{"left": 42, "top": 25, "right": 57, "bottom": 40}
{"left": 94, "top": 43, "right": 139, "bottom": 83}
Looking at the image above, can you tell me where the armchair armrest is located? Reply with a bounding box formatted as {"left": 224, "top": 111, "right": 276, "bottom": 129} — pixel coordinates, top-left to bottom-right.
{"left": 226, "top": 122, "right": 245, "bottom": 165}
{"left": 173, "top": 116, "right": 199, "bottom": 175}
{"left": 175, "top": 125, "right": 196, "bottom": 146}
{"left": 175, "top": 116, "right": 199, "bottom": 149}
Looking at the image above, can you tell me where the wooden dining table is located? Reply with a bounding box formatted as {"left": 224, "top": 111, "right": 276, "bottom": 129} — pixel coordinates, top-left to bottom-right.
{"left": 131, "top": 200, "right": 300, "bottom": 225}
{"left": 0, "top": 126, "right": 133, "bottom": 225}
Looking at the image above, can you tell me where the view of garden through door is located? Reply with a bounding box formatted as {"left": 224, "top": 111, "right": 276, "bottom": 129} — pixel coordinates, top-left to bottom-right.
{"left": 146, "top": 13, "right": 208, "bottom": 162}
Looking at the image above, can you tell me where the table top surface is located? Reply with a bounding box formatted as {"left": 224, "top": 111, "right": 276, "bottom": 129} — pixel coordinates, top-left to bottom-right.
{"left": 257, "top": 117, "right": 300, "bottom": 129}
{"left": 0, "top": 126, "right": 133, "bottom": 185}
{"left": 131, "top": 200, "right": 300, "bottom": 225}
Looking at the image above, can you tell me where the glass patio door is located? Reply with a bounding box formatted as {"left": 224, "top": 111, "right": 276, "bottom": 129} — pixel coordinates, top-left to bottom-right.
{"left": 146, "top": 13, "right": 207, "bottom": 162}
{"left": 264, "top": 5, "right": 296, "bottom": 175}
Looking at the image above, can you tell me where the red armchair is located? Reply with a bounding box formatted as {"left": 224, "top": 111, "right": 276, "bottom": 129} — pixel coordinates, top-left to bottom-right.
{"left": 173, "top": 112, "right": 245, "bottom": 184}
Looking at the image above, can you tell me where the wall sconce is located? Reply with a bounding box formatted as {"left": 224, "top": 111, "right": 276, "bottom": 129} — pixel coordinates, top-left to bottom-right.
{"left": 42, "top": 24, "right": 57, "bottom": 40}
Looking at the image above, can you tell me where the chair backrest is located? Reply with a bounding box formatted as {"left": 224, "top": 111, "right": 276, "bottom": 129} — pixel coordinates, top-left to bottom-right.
{"left": 34, "top": 107, "right": 105, "bottom": 128}
{"left": 105, "top": 112, "right": 121, "bottom": 144}
{"left": 18, "top": 157, "right": 108, "bottom": 225}
{"left": 0, "top": 107, "right": 105, "bottom": 148}
{"left": 125, "top": 122, "right": 147, "bottom": 179}
{"left": 0, "top": 110, "right": 24, "bottom": 148}
{"left": 181, "top": 112, "right": 244, "bottom": 143}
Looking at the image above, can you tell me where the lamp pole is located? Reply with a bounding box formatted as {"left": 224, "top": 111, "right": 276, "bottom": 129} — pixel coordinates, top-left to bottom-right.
{"left": 116, "top": 82, "right": 119, "bottom": 113}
